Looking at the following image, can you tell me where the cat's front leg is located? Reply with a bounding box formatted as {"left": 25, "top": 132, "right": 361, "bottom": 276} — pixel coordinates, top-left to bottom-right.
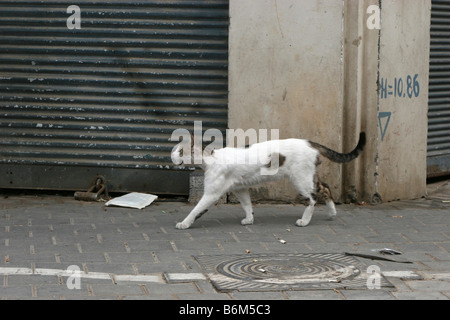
{"left": 175, "top": 193, "right": 221, "bottom": 229}
{"left": 175, "top": 209, "right": 208, "bottom": 230}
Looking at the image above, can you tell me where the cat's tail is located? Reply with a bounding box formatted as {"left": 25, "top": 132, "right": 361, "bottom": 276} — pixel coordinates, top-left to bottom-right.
{"left": 309, "top": 132, "right": 366, "bottom": 163}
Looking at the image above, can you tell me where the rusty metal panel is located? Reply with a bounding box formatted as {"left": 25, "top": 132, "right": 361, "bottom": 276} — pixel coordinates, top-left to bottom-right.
{"left": 0, "top": 0, "right": 228, "bottom": 194}
{"left": 428, "top": 0, "right": 450, "bottom": 178}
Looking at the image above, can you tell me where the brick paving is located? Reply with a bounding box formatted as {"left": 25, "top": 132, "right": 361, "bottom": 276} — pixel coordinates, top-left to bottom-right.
{"left": 0, "top": 191, "right": 449, "bottom": 300}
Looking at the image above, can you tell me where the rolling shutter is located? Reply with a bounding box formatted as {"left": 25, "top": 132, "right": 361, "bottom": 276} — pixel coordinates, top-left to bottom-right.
{"left": 428, "top": 0, "right": 450, "bottom": 177}
{"left": 0, "top": 0, "right": 228, "bottom": 194}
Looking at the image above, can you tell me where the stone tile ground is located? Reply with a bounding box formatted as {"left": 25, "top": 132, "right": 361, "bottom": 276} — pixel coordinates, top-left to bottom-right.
{"left": 0, "top": 191, "right": 449, "bottom": 300}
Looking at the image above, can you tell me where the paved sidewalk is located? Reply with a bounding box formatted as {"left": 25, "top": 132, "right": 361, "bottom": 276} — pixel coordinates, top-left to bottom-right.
{"left": 0, "top": 187, "right": 449, "bottom": 300}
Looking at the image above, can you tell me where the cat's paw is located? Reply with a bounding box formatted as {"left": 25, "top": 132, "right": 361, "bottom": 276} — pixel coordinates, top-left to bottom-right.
{"left": 175, "top": 222, "right": 190, "bottom": 230}
{"left": 295, "top": 219, "right": 309, "bottom": 227}
{"left": 241, "top": 217, "right": 254, "bottom": 226}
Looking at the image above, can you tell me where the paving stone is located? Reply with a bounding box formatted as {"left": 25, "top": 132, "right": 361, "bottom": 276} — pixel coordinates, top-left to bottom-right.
{"left": 176, "top": 292, "right": 232, "bottom": 300}
{"left": 0, "top": 286, "right": 34, "bottom": 299}
{"left": 392, "top": 291, "right": 449, "bottom": 300}
{"left": 284, "top": 290, "right": 342, "bottom": 300}
{"left": 404, "top": 280, "right": 450, "bottom": 292}
{"left": 339, "top": 289, "right": 396, "bottom": 300}
{"left": 88, "top": 283, "right": 146, "bottom": 297}
{"left": 229, "top": 291, "right": 288, "bottom": 300}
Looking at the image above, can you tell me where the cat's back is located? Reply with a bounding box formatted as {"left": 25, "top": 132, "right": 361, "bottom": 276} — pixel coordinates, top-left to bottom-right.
{"left": 253, "top": 138, "right": 313, "bottom": 152}
{"left": 250, "top": 138, "right": 318, "bottom": 164}
{"left": 213, "top": 138, "right": 317, "bottom": 162}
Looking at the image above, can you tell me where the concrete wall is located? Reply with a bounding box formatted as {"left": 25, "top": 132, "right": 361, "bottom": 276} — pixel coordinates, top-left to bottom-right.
{"left": 228, "top": 0, "right": 431, "bottom": 203}
{"left": 229, "top": 0, "right": 346, "bottom": 202}
{"left": 377, "top": 0, "right": 431, "bottom": 201}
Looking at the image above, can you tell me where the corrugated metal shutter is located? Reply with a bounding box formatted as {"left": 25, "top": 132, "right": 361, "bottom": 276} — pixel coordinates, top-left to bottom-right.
{"left": 0, "top": 0, "right": 228, "bottom": 194}
{"left": 428, "top": 0, "right": 450, "bottom": 178}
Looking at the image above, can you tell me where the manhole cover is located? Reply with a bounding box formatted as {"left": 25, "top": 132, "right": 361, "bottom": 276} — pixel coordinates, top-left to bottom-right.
{"left": 194, "top": 253, "right": 393, "bottom": 292}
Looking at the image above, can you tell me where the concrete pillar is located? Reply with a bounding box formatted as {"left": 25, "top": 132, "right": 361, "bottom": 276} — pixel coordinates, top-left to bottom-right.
{"left": 228, "top": 0, "right": 431, "bottom": 203}
{"left": 376, "top": 0, "right": 431, "bottom": 201}
{"left": 341, "top": 0, "right": 380, "bottom": 203}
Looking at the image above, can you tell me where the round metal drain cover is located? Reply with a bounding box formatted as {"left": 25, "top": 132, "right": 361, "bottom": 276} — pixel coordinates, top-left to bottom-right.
{"left": 194, "top": 253, "right": 394, "bottom": 292}
{"left": 216, "top": 254, "right": 360, "bottom": 285}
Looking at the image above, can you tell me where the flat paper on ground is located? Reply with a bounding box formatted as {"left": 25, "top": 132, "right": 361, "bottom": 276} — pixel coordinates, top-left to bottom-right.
{"left": 105, "top": 192, "right": 158, "bottom": 209}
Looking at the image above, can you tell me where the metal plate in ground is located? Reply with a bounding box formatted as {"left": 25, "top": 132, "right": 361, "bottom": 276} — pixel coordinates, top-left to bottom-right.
{"left": 194, "top": 253, "right": 394, "bottom": 292}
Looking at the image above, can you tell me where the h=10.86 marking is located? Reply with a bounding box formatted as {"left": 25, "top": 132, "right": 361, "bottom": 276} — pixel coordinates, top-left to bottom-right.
{"left": 380, "top": 74, "right": 420, "bottom": 99}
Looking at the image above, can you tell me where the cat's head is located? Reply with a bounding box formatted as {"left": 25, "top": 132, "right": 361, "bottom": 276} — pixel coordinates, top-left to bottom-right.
{"left": 171, "top": 142, "right": 188, "bottom": 165}
{"left": 171, "top": 132, "right": 202, "bottom": 166}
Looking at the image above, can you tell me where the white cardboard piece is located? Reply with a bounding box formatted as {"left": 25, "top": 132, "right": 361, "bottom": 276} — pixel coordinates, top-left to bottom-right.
{"left": 105, "top": 192, "right": 158, "bottom": 209}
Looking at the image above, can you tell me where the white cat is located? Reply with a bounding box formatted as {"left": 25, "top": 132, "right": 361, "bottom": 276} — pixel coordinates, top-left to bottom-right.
{"left": 171, "top": 132, "right": 366, "bottom": 229}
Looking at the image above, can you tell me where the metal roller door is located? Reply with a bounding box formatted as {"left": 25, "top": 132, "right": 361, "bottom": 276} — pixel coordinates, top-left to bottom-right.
{"left": 0, "top": 0, "right": 228, "bottom": 194}
{"left": 428, "top": 0, "right": 450, "bottom": 178}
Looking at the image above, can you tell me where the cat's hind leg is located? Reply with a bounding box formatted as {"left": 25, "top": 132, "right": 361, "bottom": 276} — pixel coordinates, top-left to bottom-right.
{"left": 290, "top": 177, "right": 316, "bottom": 227}
{"left": 233, "top": 189, "right": 254, "bottom": 225}
{"left": 317, "top": 181, "right": 337, "bottom": 220}
{"left": 326, "top": 200, "right": 337, "bottom": 220}
{"left": 296, "top": 196, "right": 316, "bottom": 227}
